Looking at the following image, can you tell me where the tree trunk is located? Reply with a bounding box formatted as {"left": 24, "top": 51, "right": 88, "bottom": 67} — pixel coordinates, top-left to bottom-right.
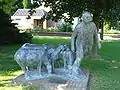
{"left": 93, "top": 13, "right": 99, "bottom": 32}
{"left": 91, "top": 13, "right": 102, "bottom": 59}
{"left": 99, "top": 21, "right": 104, "bottom": 40}
{"left": 93, "top": 13, "right": 104, "bottom": 40}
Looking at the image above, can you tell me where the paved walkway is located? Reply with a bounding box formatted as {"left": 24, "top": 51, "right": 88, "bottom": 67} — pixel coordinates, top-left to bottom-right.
{"left": 36, "top": 35, "right": 120, "bottom": 40}
{"left": 103, "top": 35, "right": 120, "bottom": 40}
{"left": 35, "top": 33, "right": 120, "bottom": 40}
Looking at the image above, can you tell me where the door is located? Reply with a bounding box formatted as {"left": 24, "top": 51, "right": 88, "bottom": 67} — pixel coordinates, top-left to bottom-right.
{"left": 34, "top": 19, "right": 43, "bottom": 28}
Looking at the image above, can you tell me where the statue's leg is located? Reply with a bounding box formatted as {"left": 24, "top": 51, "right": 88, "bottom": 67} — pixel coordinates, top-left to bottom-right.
{"left": 44, "top": 56, "right": 52, "bottom": 74}
{"left": 67, "top": 54, "right": 73, "bottom": 71}
{"left": 47, "top": 63, "right": 52, "bottom": 74}
{"left": 21, "top": 65, "right": 31, "bottom": 80}
{"left": 18, "top": 63, "right": 26, "bottom": 72}
{"left": 56, "top": 59, "right": 61, "bottom": 68}
{"left": 17, "top": 62, "right": 29, "bottom": 79}
{"left": 85, "top": 45, "right": 92, "bottom": 59}
{"left": 51, "top": 59, "right": 55, "bottom": 73}
{"left": 38, "top": 59, "right": 42, "bottom": 76}
{"left": 72, "top": 45, "right": 83, "bottom": 76}
{"left": 25, "top": 66, "right": 31, "bottom": 79}
{"left": 72, "top": 56, "right": 81, "bottom": 70}
{"left": 92, "top": 43, "right": 97, "bottom": 56}
{"left": 63, "top": 57, "right": 67, "bottom": 69}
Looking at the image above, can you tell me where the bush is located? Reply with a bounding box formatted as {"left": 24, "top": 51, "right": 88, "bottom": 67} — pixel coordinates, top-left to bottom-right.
{"left": 15, "top": 32, "right": 33, "bottom": 44}
{"left": 58, "top": 22, "right": 73, "bottom": 32}
{"left": 44, "top": 27, "right": 60, "bottom": 32}
{"left": 103, "top": 22, "right": 120, "bottom": 34}
{"left": 28, "top": 27, "right": 60, "bottom": 32}
{"left": 104, "top": 30, "right": 120, "bottom": 34}
{"left": 29, "top": 28, "right": 44, "bottom": 32}
{"left": 116, "top": 21, "right": 120, "bottom": 30}
{"left": 104, "top": 23, "right": 110, "bottom": 31}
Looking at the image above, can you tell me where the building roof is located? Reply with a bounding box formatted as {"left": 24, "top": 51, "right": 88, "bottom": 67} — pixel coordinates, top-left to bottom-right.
{"left": 12, "top": 9, "right": 47, "bottom": 17}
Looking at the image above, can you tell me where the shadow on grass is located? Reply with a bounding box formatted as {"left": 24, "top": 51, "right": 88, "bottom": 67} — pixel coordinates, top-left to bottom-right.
{"left": 0, "top": 83, "right": 7, "bottom": 87}
{"left": 0, "top": 79, "right": 13, "bottom": 87}
{"left": 0, "top": 44, "right": 22, "bottom": 87}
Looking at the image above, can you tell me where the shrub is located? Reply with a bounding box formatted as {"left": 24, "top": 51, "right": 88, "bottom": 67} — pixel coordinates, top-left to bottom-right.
{"left": 104, "top": 30, "right": 120, "bottom": 34}
{"left": 104, "top": 22, "right": 111, "bottom": 32}
{"left": 28, "top": 27, "right": 60, "bottom": 32}
{"left": 15, "top": 32, "right": 33, "bottom": 44}
{"left": 116, "top": 21, "right": 120, "bottom": 30}
{"left": 30, "top": 28, "right": 44, "bottom": 32}
{"left": 58, "top": 22, "right": 73, "bottom": 32}
{"left": 44, "top": 27, "right": 60, "bottom": 32}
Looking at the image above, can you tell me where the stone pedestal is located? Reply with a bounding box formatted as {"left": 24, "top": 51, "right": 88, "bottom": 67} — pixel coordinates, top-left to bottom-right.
{"left": 11, "top": 70, "right": 89, "bottom": 90}
{"left": 11, "top": 69, "right": 89, "bottom": 90}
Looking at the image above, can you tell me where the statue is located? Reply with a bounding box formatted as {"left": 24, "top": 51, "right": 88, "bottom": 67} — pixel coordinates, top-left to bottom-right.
{"left": 13, "top": 14, "right": 98, "bottom": 87}
{"left": 71, "top": 11, "right": 101, "bottom": 59}
{"left": 13, "top": 43, "right": 89, "bottom": 89}
{"left": 14, "top": 43, "right": 65, "bottom": 80}
{"left": 71, "top": 11, "right": 101, "bottom": 75}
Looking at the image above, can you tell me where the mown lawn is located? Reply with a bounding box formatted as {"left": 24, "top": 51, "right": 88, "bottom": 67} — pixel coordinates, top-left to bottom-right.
{"left": 0, "top": 36, "right": 120, "bottom": 90}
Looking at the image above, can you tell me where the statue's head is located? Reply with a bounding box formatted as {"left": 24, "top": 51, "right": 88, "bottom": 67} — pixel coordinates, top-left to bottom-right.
{"left": 81, "top": 11, "right": 92, "bottom": 23}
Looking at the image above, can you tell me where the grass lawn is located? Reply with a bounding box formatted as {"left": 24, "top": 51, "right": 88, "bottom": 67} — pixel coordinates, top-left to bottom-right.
{"left": 0, "top": 36, "right": 120, "bottom": 90}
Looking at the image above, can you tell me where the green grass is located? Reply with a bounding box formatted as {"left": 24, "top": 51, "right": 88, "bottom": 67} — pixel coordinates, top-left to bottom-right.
{"left": 0, "top": 36, "right": 120, "bottom": 90}
{"left": 82, "top": 40, "right": 120, "bottom": 90}
{"left": 31, "top": 36, "right": 71, "bottom": 46}
{"left": 0, "top": 44, "right": 23, "bottom": 90}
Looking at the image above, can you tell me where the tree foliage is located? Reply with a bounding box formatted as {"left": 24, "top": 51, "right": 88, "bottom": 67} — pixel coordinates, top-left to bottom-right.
{"left": 28, "top": 0, "right": 120, "bottom": 40}
{"left": 23, "top": 0, "right": 32, "bottom": 9}
{"left": 30, "top": 0, "right": 120, "bottom": 23}
{"left": 13, "top": 0, "right": 23, "bottom": 12}
{"left": 0, "top": 9, "right": 33, "bottom": 44}
{"left": 14, "top": 0, "right": 120, "bottom": 40}
{"left": 0, "top": 0, "right": 17, "bottom": 15}
{"left": 23, "top": 0, "right": 28, "bottom": 8}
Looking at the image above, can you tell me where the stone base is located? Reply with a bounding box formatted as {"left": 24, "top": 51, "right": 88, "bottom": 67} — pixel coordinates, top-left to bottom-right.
{"left": 84, "top": 55, "right": 101, "bottom": 60}
{"left": 11, "top": 69, "right": 90, "bottom": 90}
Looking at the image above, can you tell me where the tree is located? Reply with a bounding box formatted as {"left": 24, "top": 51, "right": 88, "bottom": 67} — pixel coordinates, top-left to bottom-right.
{"left": 12, "top": 0, "right": 23, "bottom": 14}
{"left": 0, "top": 0, "right": 17, "bottom": 15}
{"left": 29, "top": 0, "right": 120, "bottom": 39}
{"left": 23, "top": 0, "right": 28, "bottom": 8}
{"left": 0, "top": 9, "right": 33, "bottom": 44}
{"left": 23, "top": 0, "right": 32, "bottom": 8}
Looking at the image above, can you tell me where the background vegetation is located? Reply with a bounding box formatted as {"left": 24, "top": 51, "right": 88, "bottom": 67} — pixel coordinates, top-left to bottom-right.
{"left": 104, "top": 22, "right": 120, "bottom": 34}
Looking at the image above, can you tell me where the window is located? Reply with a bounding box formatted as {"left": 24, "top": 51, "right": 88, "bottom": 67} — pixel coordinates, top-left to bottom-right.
{"left": 16, "top": 19, "right": 21, "bottom": 20}
{"left": 34, "top": 19, "right": 43, "bottom": 28}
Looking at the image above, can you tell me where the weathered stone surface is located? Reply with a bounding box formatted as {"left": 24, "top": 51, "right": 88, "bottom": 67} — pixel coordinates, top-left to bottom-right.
{"left": 11, "top": 69, "right": 89, "bottom": 90}
{"left": 71, "top": 11, "right": 101, "bottom": 60}
{"left": 14, "top": 43, "right": 65, "bottom": 80}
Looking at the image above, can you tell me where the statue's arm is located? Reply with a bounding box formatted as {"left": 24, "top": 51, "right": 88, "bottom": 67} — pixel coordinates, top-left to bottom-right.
{"left": 71, "top": 30, "right": 77, "bottom": 52}
{"left": 93, "top": 23, "right": 101, "bottom": 49}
